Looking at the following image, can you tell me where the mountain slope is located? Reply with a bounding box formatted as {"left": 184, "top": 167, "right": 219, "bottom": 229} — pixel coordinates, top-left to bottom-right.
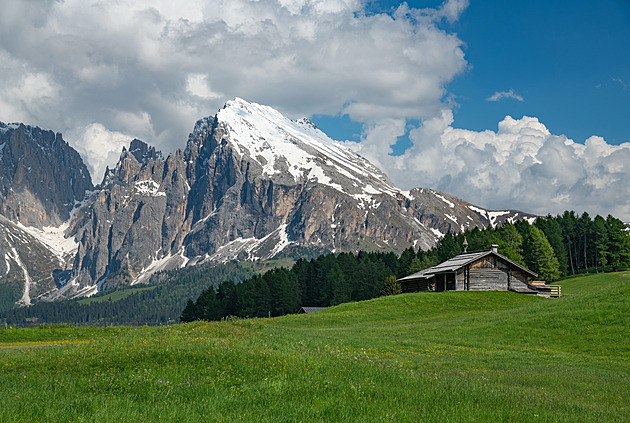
{"left": 0, "top": 122, "right": 93, "bottom": 227}
{"left": 0, "top": 122, "right": 91, "bottom": 307}
{"left": 1, "top": 99, "right": 536, "bottom": 304}
{"left": 65, "top": 99, "right": 534, "bottom": 292}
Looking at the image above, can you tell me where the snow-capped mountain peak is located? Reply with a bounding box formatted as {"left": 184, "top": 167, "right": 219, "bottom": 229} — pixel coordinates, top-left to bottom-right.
{"left": 215, "top": 98, "right": 402, "bottom": 203}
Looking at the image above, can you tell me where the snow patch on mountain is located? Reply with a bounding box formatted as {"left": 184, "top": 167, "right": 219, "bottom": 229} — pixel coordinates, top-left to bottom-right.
{"left": 4, "top": 253, "right": 10, "bottom": 275}
{"left": 216, "top": 98, "right": 403, "bottom": 203}
{"left": 16, "top": 221, "right": 78, "bottom": 263}
{"left": 205, "top": 222, "right": 295, "bottom": 263}
{"left": 9, "top": 247, "right": 33, "bottom": 306}
{"left": 433, "top": 192, "right": 455, "bottom": 208}
{"left": 487, "top": 210, "right": 510, "bottom": 228}
{"left": 467, "top": 204, "right": 488, "bottom": 218}
{"left": 134, "top": 180, "right": 166, "bottom": 197}
{"left": 132, "top": 249, "right": 189, "bottom": 286}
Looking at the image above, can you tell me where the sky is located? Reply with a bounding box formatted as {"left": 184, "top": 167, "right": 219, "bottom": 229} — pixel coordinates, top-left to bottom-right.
{"left": 0, "top": 0, "right": 629, "bottom": 221}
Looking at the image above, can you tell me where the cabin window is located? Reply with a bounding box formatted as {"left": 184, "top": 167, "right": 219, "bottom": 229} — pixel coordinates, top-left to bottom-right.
{"left": 436, "top": 273, "right": 456, "bottom": 291}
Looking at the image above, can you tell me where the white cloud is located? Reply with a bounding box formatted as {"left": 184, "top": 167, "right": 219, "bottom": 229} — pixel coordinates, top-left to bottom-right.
{"left": 358, "top": 114, "right": 630, "bottom": 221}
{"left": 612, "top": 77, "right": 628, "bottom": 90}
{"left": 436, "top": 0, "right": 470, "bottom": 22}
{"left": 0, "top": 0, "right": 467, "bottom": 174}
{"left": 69, "top": 124, "right": 134, "bottom": 185}
{"left": 486, "top": 89, "right": 524, "bottom": 102}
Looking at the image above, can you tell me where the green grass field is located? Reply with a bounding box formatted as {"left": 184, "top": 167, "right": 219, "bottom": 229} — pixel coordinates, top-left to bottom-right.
{"left": 1, "top": 272, "right": 628, "bottom": 422}
{"left": 77, "top": 286, "right": 157, "bottom": 305}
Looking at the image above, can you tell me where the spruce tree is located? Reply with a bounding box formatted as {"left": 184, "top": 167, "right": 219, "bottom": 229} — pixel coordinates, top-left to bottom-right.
{"left": 605, "top": 215, "right": 630, "bottom": 271}
{"left": 525, "top": 226, "right": 561, "bottom": 282}
{"left": 179, "top": 299, "right": 197, "bottom": 322}
{"left": 380, "top": 275, "right": 402, "bottom": 296}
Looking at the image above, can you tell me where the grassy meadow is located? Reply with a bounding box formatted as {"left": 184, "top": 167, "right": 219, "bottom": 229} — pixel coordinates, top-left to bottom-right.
{"left": 1, "top": 272, "right": 628, "bottom": 422}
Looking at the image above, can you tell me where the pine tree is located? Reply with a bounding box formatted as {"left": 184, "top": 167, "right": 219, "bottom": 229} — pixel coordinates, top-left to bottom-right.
{"left": 329, "top": 263, "right": 351, "bottom": 306}
{"left": 497, "top": 223, "right": 524, "bottom": 264}
{"left": 525, "top": 226, "right": 561, "bottom": 282}
{"left": 593, "top": 215, "right": 608, "bottom": 272}
{"left": 408, "top": 257, "right": 423, "bottom": 274}
{"left": 437, "top": 233, "right": 461, "bottom": 262}
{"left": 536, "top": 216, "right": 569, "bottom": 276}
{"left": 380, "top": 275, "right": 402, "bottom": 296}
{"left": 179, "top": 299, "right": 197, "bottom": 322}
{"left": 605, "top": 215, "right": 630, "bottom": 271}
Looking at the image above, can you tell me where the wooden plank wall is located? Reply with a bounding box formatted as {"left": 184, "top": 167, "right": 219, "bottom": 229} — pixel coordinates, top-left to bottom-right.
{"left": 468, "top": 268, "right": 508, "bottom": 291}
{"left": 402, "top": 278, "right": 431, "bottom": 292}
{"left": 509, "top": 269, "right": 530, "bottom": 291}
{"left": 456, "top": 270, "right": 466, "bottom": 290}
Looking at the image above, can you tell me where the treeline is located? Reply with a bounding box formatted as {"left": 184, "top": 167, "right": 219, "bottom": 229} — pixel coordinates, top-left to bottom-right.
{"left": 442, "top": 212, "right": 630, "bottom": 281}
{"left": 180, "top": 251, "right": 404, "bottom": 322}
{"left": 182, "top": 211, "right": 630, "bottom": 322}
{"left": 1, "top": 262, "right": 255, "bottom": 327}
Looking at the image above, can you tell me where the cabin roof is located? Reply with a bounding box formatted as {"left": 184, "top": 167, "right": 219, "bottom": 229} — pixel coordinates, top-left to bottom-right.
{"left": 398, "top": 250, "right": 537, "bottom": 282}
{"left": 298, "top": 306, "right": 327, "bottom": 314}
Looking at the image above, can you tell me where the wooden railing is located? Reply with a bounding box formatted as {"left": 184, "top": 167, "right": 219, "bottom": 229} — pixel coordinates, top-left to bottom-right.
{"left": 550, "top": 285, "right": 561, "bottom": 298}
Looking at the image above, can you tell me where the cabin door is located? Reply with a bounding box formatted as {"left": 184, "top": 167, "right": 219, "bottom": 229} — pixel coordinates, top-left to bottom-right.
{"left": 435, "top": 275, "right": 445, "bottom": 292}
{"left": 446, "top": 273, "right": 456, "bottom": 290}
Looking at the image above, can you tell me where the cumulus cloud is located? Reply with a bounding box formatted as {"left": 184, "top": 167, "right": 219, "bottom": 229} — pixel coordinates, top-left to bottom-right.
{"left": 356, "top": 114, "right": 630, "bottom": 221}
{"left": 2, "top": 0, "right": 626, "bottom": 222}
{"left": 0, "top": 0, "right": 467, "bottom": 170}
{"left": 68, "top": 124, "right": 134, "bottom": 185}
{"left": 486, "top": 89, "right": 524, "bottom": 102}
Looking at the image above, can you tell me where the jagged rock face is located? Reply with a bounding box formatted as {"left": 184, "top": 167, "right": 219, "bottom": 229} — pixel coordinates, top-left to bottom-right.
{"left": 1, "top": 99, "right": 537, "bottom": 300}
{"left": 64, "top": 98, "right": 536, "bottom": 290}
{"left": 0, "top": 122, "right": 93, "bottom": 228}
{"left": 68, "top": 139, "right": 191, "bottom": 290}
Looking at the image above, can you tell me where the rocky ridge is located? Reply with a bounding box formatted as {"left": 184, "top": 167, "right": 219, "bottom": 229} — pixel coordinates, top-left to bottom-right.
{"left": 0, "top": 100, "right": 536, "bottom": 304}
{"left": 0, "top": 122, "right": 91, "bottom": 306}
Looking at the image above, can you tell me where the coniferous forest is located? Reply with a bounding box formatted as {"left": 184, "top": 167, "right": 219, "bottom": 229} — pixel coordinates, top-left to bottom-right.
{"left": 180, "top": 211, "right": 630, "bottom": 322}
{"left": 1, "top": 262, "right": 255, "bottom": 326}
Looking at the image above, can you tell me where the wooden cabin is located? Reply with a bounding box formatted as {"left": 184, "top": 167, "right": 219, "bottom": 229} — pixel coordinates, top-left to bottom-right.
{"left": 398, "top": 245, "right": 538, "bottom": 294}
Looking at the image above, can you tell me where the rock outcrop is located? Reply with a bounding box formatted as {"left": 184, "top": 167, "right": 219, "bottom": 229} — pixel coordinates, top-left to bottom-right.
{"left": 0, "top": 122, "right": 93, "bottom": 227}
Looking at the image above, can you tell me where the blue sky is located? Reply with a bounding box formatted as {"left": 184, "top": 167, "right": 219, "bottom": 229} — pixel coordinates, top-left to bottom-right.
{"left": 314, "top": 0, "right": 630, "bottom": 149}
{"left": 1, "top": 0, "right": 629, "bottom": 220}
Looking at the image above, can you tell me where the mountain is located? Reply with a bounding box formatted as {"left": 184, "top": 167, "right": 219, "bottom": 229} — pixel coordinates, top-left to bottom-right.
{"left": 0, "top": 122, "right": 92, "bottom": 307}
{"left": 0, "top": 100, "right": 536, "bottom": 305}
{"left": 0, "top": 122, "right": 93, "bottom": 226}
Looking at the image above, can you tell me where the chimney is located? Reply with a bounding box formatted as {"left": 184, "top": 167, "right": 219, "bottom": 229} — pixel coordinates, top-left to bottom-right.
{"left": 491, "top": 244, "right": 498, "bottom": 254}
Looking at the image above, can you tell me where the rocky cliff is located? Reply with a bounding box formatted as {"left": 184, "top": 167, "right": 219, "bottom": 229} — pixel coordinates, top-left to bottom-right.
{"left": 0, "top": 122, "right": 92, "bottom": 306}
{"left": 64, "top": 99, "right": 535, "bottom": 293}
{"left": 0, "top": 99, "right": 537, "bottom": 304}
{"left": 0, "top": 122, "right": 93, "bottom": 227}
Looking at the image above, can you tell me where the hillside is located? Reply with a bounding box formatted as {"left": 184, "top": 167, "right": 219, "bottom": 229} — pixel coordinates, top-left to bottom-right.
{"left": 1, "top": 272, "right": 627, "bottom": 422}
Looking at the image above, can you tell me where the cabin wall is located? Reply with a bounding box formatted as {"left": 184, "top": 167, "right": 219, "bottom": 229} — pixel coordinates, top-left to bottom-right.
{"left": 402, "top": 278, "right": 431, "bottom": 292}
{"left": 456, "top": 269, "right": 466, "bottom": 291}
{"left": 468, "top": 256, "right": 510, "bottom": 290}
{"left": 468, "top": 268, "right": 509, "bottom": 290}
{"left": 508, "top": 269, "right": 531, "bottom": 291}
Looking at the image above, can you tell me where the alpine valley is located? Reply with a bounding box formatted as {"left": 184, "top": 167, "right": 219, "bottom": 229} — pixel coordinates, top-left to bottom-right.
{"left": 0, "top": 98, "right": 536, "bottom": 308}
